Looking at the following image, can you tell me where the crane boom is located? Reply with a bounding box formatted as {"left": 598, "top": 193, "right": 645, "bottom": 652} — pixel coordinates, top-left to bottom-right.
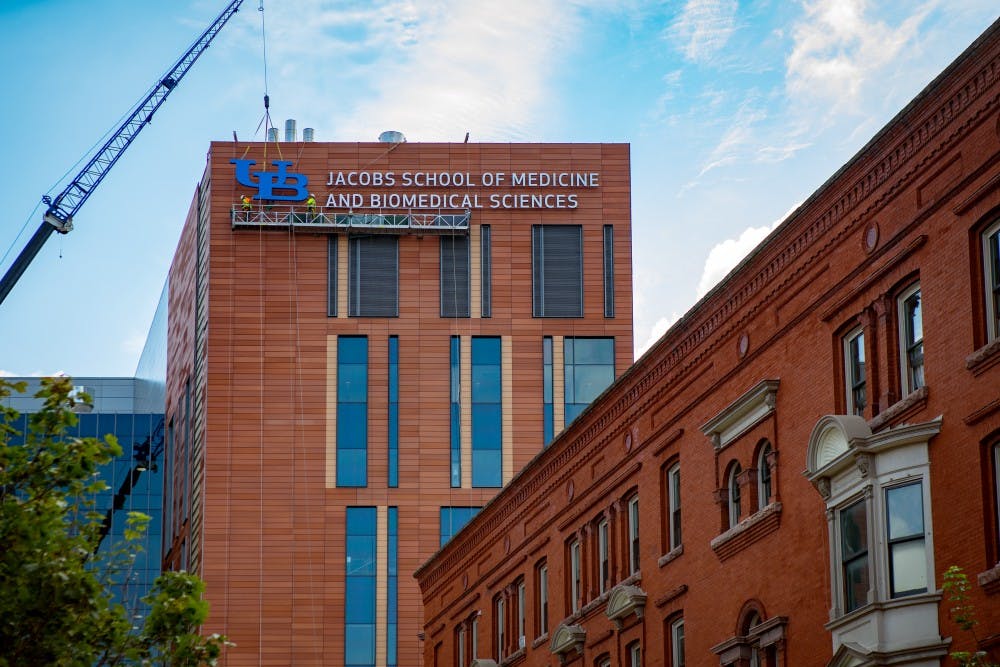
{"left": 0, "top": 0, "right": 244, "bottom": 305}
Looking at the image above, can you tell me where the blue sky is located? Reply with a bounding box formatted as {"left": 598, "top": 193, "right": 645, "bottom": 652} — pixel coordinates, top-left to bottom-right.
{"left": 0, "top": 0, "right": 996, "bottom": 376}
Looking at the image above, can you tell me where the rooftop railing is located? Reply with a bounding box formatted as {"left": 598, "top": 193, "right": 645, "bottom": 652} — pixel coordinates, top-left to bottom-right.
{"left": 231, "top": 207, "right": 470, "bottom": 234}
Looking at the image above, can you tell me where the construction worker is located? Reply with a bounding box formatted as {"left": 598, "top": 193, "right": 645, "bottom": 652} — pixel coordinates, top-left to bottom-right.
{"left": 240, "top": 193, "right": 252, "bottom": 221}
{"left": 306, "top": 193, "right": 317, "bottom": 216}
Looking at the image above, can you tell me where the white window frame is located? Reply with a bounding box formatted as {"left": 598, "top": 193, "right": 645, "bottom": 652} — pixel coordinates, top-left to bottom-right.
{"left": 668, "top": 463, "right": 682, "bottom": 550}
{"left": 457, "top": 625, "right": 466, "bottom": 667}
{"left": 757, "top": 444, "right": 772, "bottom": 510}
{"left": 885, "top": 481, "right": 927, "bottom": 597}
{"left": 670, "top": 617, "right": 685, "bottom": 667}
{"left": 517, "top": 580, "right": 526, "bottom": 649}
{"left": 836, "top": 495, "right": 870, "bottom": 614}
{"left": 629, "top": 641, "right": 641, "bottom": 667}
{"left": 898, "top": 283, "right": 924, "bottom": 395}
{"left": 994, "top": 443, "right": 1000, "bottom": 557}
{"left": 471, "top": 616, "right": 478, "bottom": 658}
{"left": 495, "top": 596, "right": 505, "bottom": 661}
{"left": 570, "top": 540, "right": 581, "bottom": 613}
{"left": 844, "top": 326, "right": 866, "bottom": 417}
{"left": 728, "top": 463, "right": 742, "bottom": 528}
{"left": 628, "top": 495, "right": 640, "bottom": 575}
{"left": 984, "top": 220, "right": 1000, "bottom": 341}
{"left": 598, "top": 519, "right": 609, "bottom": 594}
{"left": 537, "top": 563, "right": 548, "bottom": 636}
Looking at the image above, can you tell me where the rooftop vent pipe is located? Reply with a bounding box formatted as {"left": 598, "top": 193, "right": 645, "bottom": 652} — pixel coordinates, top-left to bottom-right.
{"left": 378, "top": 130, "right": 406, "bottom": 143}
{"left": 285, "top": 119, "right": 297, "bottom": 142}
{"left": 303, "top": 127, "right": 315, "bottom": 142}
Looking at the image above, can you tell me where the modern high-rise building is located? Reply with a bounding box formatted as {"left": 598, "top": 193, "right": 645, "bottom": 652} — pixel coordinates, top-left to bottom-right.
{"left": 162, "top": 140, "right": 633, "bottom": 664}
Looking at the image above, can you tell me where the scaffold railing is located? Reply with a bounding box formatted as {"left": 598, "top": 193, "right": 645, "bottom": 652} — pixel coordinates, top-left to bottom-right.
{"left": 231, "top": 207, "right": 470, "bottom": 234}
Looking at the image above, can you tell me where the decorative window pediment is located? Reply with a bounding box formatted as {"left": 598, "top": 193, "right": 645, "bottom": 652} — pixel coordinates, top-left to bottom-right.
{"left": 806, "top": 414, "right": 871, "bottom": 475}
{"left": 605, "top": 584, "right": 647, "bottom": 629}
{"left": 701, "top": 379, "right": 779, "bottom": 451}
{"left": 549, "top": 623, "right": 586, "bottom": 658}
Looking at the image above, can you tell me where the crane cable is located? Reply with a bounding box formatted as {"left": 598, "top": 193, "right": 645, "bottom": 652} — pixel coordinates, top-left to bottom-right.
{"left": 240, "top": 0, "right": 282, "bottom": 161}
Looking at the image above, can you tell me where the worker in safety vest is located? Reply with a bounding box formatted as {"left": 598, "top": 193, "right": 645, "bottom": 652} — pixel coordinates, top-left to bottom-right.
{"left": 306, "top": 193, "right": 317, "bottom": 215}
{"left": 241, "top": 194, "right": 252, "bottom": 210}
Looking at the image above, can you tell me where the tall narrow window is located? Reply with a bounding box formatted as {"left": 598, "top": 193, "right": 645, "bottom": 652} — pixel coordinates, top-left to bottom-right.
{"left": 564, "top": 337, "right": 615, "bottom": 424}
{"left": 628, "top": 641, "right": 641, "bottom": 667}
{"left": 667, "top": 464, "right": 682, "bottom": 550}
{"left": 628, "top": 495, "right": 640, "bottom": 575}
{"left": 532, "top": 225, "right": 583, "bottom": 317}
{"left": 886, "top": 482, "right": 927, "bottom": 597}
{"left": 570, "top": 539, "right": 581, "bottom": 613}
{"left": 388, "top": 507, "right": 398, "bottom": 667}
{"left": 517, "top": 579, "right": 526, "bottom": 650}
{"left": 757, "top": 443, "right": 773, "bottom": 510}
{"left": 494, "top": 595, "right": 505, "bottom": 661}
{"left": 603, "top": 225, "right": 614, "bottom": 318}
{"left": 543, "top": 337, "right": 554, "bottom": 446}
{"left": 840, "top": 499, "right": 869, "bottom": 613}
{"left": 450, "top": 337, "right": 461, "bottom": 488}
{"left": 481, "top": 225, "right": 492, "bottom": 318}
{"left": 327, "top": 235, "right": 338, "bottom": 317}
{"left": 337, "top": 337, "right": 368, "bottom": 487}
{"left": 388, "top": 336, "right": 399, "bottom": 488}
{"left": 349, "top": 235, "right": 398, "bottom": 317}
{"left": 670, "top": 618, "right": 685, "bottom": 667}
{"left": 456, "top": 625, "right": 466, "bottom": 667}
{"left": 536, "top": 561, "right": 549, "bottom": 637}
{"left": 598, "top": 518, "right": 609, "bottom": 594}
{"left": 728, "top": 463, "right": 742, "bottom": 528}
{"left": 984, "top": 221, "right": 1000, "bottom": 341}
{"left": 441, "top": 235, "right": 470, "bottom": 318}
{"left": 472, "top": 617, "right": 478, "bottom": 659}
{"left": 471, "top": 337, "right": 502, "bottom": 487}
{"left": 844, "top": 328, "right": 866, "bottom": 416}
{"left": 345, "top": 507, "right": 376, "bottom": 667}
{"left": 899, "top": 284, "right": 924, "bottom": 394}
{"left": 994, "top": 444, "right": 1000, "bottom": 554}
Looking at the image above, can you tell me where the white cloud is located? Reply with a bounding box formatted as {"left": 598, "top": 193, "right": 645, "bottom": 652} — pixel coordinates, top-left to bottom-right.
{"left": 696, "top": 202, "right": 801, "bottom": 297}
{"left": 636, "top": 312, "right": 681, "bottom": 358}
{"left": 786, "top": 0, "right": 934, "bottom": 110}
{"left": 0, "top": 369, "right": 15, "bottom": 377}
{"left": 668, "top": 0, "right": 739, "bottom": 63}
{"left": 245, "top": 0, "right": 599, "bottom": 143}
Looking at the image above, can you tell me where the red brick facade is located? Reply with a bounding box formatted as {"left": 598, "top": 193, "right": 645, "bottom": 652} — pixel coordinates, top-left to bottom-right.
{"left": 165, "top": 143, "right": 633, "bottom": 664}
{"left": 417, "top": 20, "right": 1000, "bottom": 667}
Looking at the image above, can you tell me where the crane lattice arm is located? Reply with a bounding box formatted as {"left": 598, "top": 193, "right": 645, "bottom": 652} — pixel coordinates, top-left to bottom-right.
{"left": 0, "top": 0, "right": 244, "bottom": 305}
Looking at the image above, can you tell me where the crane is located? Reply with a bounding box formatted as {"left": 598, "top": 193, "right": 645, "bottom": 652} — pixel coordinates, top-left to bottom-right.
{"left": 0, "top": 0, "right": 245, "bottom": 306}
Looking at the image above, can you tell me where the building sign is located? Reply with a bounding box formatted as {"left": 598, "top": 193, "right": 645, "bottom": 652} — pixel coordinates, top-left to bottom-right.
{"left": 231, "top": 160, "right": 601, "bottom": 210}
{"left": 231, "top": 159, "right": 309, "bottom": 201}
{"left": 324, "top": 171, "right": 599, "bottom": 210}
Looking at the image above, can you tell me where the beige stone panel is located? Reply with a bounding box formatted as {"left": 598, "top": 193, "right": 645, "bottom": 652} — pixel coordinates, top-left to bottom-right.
{"left": 553, "top": 335, "right": 565, "bottom": 434}
{"left": 326, "top": 335, "right": 338, "bottom": 488}
{"left": 376, "top": 506, "right": 388, "bottom": 667}
{"left": 502, "top": 335, "right": 514, "bottom": 484}
{"left": 337, "top": 234, "right": 348, "bottom": 318}
{"left": 470, "top": 225, "right": 481, "bottom": 319}
{"left": 461, "top": 336, "right": 472, "bottom": 489}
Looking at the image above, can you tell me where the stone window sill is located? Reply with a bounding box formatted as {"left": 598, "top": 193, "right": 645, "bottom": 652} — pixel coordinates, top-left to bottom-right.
{"left": 500, "top": 648, "right": 526, "bottom": 666}
{"left": 531, "top": 633, "right": 548, "bottom": 650}
{"left": 979, "top": 562, "right": 1000, "bottom": 595}
{"left": 967, "top": 337, "right": 1000, "bottom": 376}
{"left": 868, "top": 386, "right": 929, "bottom": 432}
{"left": 658, "top": 544, "right": 684, "bottom": 568}
{"left": 710, "top": 502, "right": 782, "bottom": 561}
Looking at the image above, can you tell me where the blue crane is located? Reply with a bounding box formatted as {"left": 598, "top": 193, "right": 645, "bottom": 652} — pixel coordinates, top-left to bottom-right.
{"left": 0, "top": 0, "right": 245, "bottom": 305}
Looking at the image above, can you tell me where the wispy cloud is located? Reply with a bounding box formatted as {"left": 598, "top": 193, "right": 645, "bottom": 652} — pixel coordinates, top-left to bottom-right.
{"left": 668, "top": 0, "right": 739, "bottom": 63}
{"left": 242, "top": 0, "right": 600, "bottom": 142}
{"left": 786, "top": 0, "right": 935, "bottom": 111}
{"left": 696, "top": 202, "right": 800, "bottom": 296}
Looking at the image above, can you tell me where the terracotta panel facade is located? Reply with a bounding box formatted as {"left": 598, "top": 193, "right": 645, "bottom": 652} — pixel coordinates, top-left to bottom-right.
{"left": 165, "top": 142, "right": 633, "bottom": 664}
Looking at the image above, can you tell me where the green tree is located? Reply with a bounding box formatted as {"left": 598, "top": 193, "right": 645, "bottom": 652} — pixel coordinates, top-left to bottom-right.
{"left": 0, "top": 377, "right": 230, "bottom": 666}
{"left": 943, "top": 565, "right": 998, "bottom": 667}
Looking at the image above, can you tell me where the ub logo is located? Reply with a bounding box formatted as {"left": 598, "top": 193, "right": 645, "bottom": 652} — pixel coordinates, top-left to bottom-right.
{"left": 231, "top": 159, "right": 309, "bottom": 201}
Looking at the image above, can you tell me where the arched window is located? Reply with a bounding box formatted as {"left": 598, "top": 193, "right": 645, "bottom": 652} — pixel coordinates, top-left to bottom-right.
{"left": 757, "top": 442, "right": 773, "bottom": 510}
{"left": 728, "top": 463, "right": 742, "bottom": 528}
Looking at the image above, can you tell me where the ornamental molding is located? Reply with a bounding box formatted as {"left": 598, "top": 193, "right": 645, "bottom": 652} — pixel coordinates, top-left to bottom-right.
{"left": 549, "top": 623, "right": 586, "bottom": 658}
{"left": 701, "top": 380, "right": 780, "bottom": 451}
{"left": 605, "top": 584, "right": 647, "bottom": 629}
